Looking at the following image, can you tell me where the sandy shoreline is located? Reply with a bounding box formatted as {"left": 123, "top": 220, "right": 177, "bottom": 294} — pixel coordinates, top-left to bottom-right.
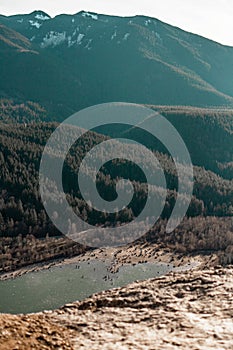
{"left": 0, "top": 242, "right": 218, "bottom": 281}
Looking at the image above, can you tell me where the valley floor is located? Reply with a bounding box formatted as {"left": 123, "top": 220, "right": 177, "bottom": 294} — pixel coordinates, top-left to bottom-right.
{"left": 0, "top": 265, "right": 232, "bottom": 349}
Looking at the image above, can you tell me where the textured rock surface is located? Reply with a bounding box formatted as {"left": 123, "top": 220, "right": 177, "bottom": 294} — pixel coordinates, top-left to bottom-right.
{"left": 0, "top": 266, "right": 232, "bottom": 349}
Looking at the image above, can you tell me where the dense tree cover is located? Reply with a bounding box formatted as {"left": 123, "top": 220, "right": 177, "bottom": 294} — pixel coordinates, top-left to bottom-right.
{"left": 0, "top": 121, "right": 232, "bottom": 241}
{"left": 147, "top": 216, "right": 233, "bottom": 258}
{"left": 0, "top": 99, "right": 48, "bottom": 124}
{"left": 121, "top": 105, "right": 233, "bottom": 179}
{"left": 0, "top": 12, "right": 232, "bottom": 269}
{"left": 0, "top": 235, "right": 87, "bottom": 273}
{"left": 135, "top": 216, "right": 233, "bottom": 265}
{"left": 1, "top": 99, "right": 232, "bottom": 179}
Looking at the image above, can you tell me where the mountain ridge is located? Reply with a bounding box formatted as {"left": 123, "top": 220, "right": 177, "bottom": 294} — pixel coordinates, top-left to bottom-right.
{"left": 1, "top": 11, "right": 233, "bottom": 116}
{"left": 3, "top": 10, "right": 233, "bottom": 47}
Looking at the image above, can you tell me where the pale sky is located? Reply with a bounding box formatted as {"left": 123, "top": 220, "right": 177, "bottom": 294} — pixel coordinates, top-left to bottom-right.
{"left": 0, "top": 0, "right": 233, "bottom": 46}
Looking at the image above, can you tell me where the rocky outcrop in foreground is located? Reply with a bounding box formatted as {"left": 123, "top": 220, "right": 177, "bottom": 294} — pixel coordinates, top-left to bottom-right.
{"left": 0, "top": 266, "right": 232, "bottom": 349}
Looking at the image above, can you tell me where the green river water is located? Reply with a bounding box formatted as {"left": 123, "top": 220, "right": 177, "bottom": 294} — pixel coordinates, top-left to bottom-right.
{"left": 0, "top": 261, "right": 175, "bottom": 314}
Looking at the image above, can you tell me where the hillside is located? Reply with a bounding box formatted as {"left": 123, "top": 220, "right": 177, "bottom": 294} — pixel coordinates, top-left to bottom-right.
{"left": 0, "top": 9, "right": 233, "bottom": 350}
{"left": 0, "top": 121, "right": 232, "bottom": 242}
{"left": 0, "top": 10, "right": 232, "bottom": 273}
{"left": 122, "top": 105, "right": 233, "bottom": 178}
{"left": 0, "top": 98, "right": 48, "bottom": 123}
{"left": 0, "top": 24, "right": 34, "bottom": 52}
{"left": 1, "top": 11, "right": 233, "bottom": 116}
{"left": 0, "top": 99, "right": 232, "bottom": 177}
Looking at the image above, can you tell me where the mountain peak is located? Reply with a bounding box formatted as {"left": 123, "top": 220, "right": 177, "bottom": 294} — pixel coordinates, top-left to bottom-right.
{"left": 78, "top": 11, "right": 99, "bottom": 20}
{"left": 28, "top": 10, "right": 51, "bottom": 20}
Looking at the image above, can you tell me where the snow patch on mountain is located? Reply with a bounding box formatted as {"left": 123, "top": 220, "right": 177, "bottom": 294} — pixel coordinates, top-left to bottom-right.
{"left": 77, "top": 33, "right": 85, "bottom": 45}
{"left": 72, "top": 28, "right": 80, "bottom": 37}
{"left": 82, "top": 12, "right": 98, "bottom": 20}
{"left": 67, "top": 36, "right": 75, "bottom": 48}
{"left": 145, "top": 20, "right": 151, "bottom": 26}
{"left": 41, "top": 31, "right": 66, "bottom": 48}
{"left": 111, "top": 31, "right": 117, "bottom": 40}
{"left": 35, "top": 14, "right": 50, "bottom": 21}
{"left": 123, "top": 33, "right": 130, "bottom": 41}
{"left": 29, "top": 20, "right": 42, "bottom": 29}
{"left": 85, "top": 39, "right": 93, "bottom": 50}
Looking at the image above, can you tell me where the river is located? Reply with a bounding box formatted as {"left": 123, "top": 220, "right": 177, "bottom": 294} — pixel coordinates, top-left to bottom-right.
{"left": 0, "top": 260, "right": 176, "bottom": 314}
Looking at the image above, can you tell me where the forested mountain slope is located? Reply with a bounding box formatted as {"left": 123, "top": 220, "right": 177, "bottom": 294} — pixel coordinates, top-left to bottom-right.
{"left": 1, "top": 11, "right": 233, "bottom": 116}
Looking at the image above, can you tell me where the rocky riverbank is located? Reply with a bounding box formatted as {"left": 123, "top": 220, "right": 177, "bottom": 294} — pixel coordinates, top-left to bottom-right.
{"left": 0, "top": 265, "right": 232, "bottom": 349}
{"left": 0, "top": 241, "right": 216, "bottom": 281}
